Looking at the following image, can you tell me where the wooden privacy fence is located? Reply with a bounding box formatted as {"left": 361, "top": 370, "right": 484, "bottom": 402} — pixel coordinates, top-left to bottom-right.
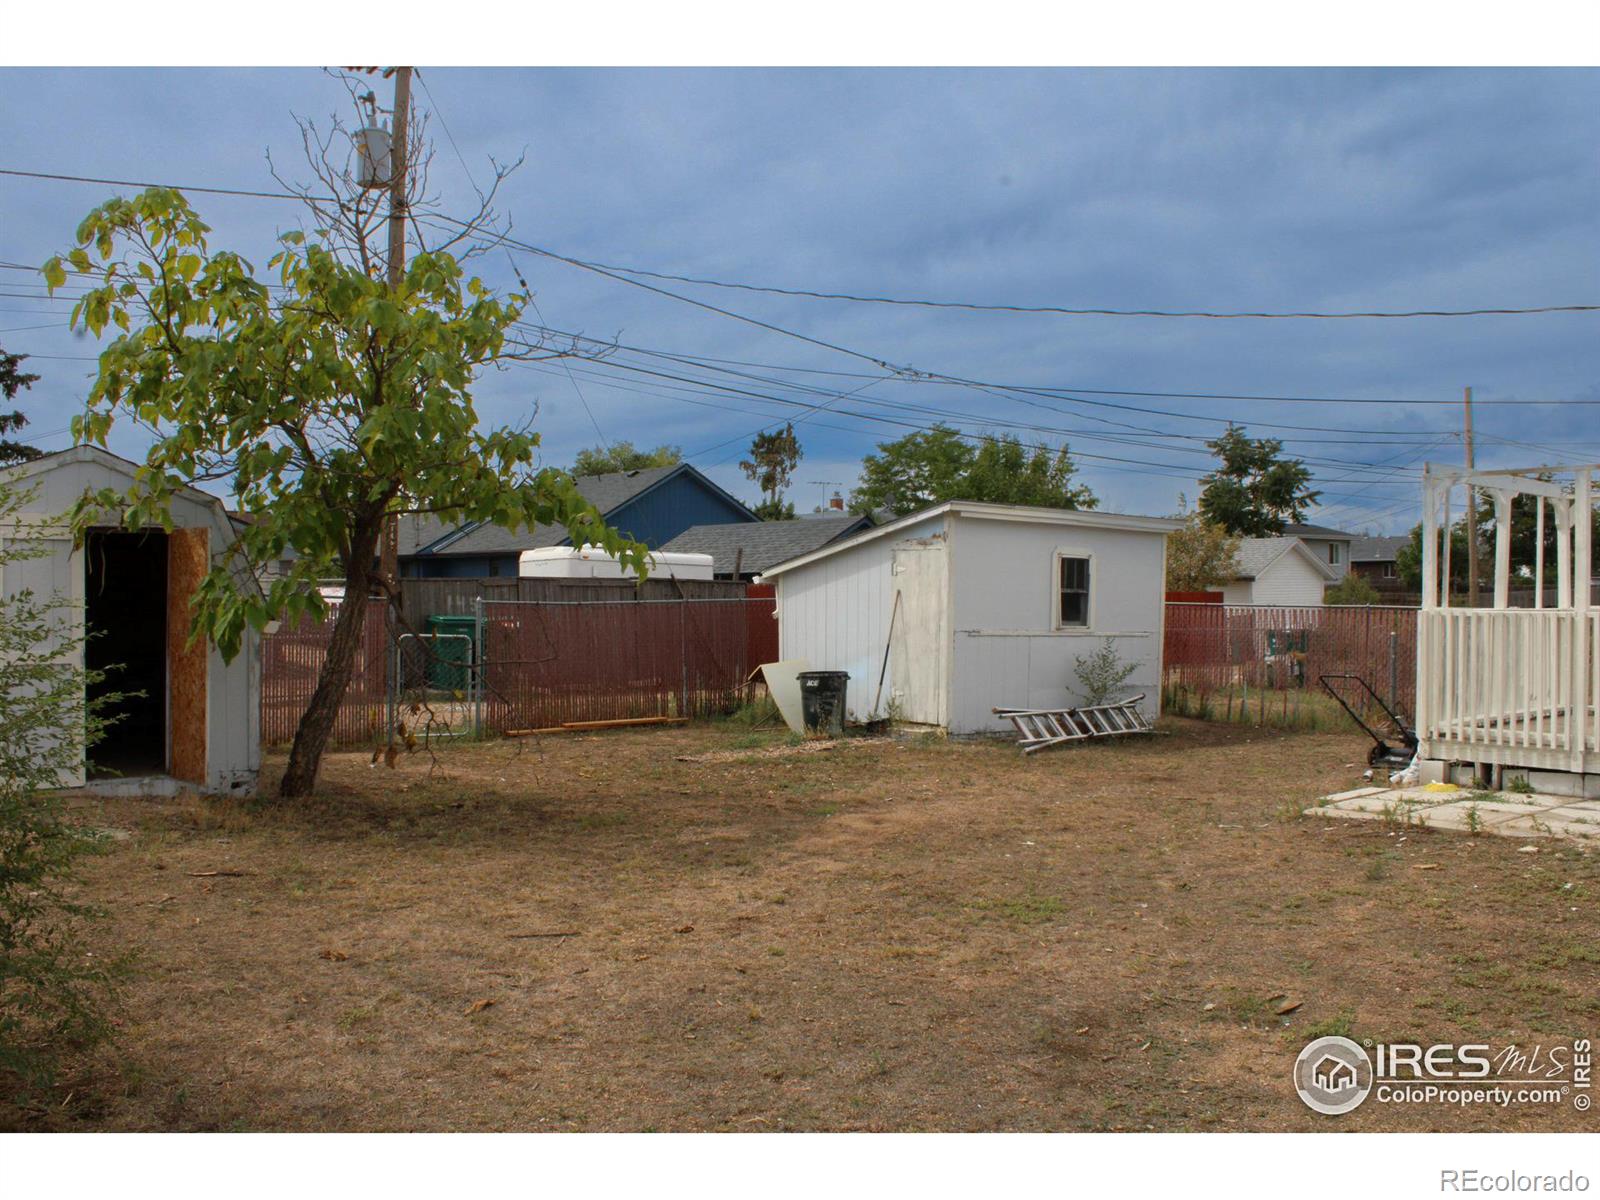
{"left": 260, "top": 600, "right": 392, "bottom": 747}
{"left": 1163, "top": 603, "right": 1419, "bottom": 717}
{"left": 479, "top": 596, "right": 778, "bottom": 732}
{"left": 260, "top": 593, "right": 780, "bottom": 746}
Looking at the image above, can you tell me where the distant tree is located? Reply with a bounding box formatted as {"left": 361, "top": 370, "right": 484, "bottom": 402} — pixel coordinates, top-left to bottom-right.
{"left": 740, "top": 423, "right": 802, "bottom": 520}
{"left": 0, "top": 345, "right": 43, "bottom": 466}
{"left": 850, "top": 424, "right": 1095, "bottom": 517}
{"left": 572, "top": 441, "right": 681, "bottom": 476}
{"left": 850, "top": 424, "right": 973, "bottom": 517}
{"left": 1198, "top": 426, "right": 1319, "bottom": 537}
{"left": 964, "top": 434, "right": 1096, "bottom": 510}
{"left": 1325, "top": 572, "right": 1381, "bottom": 605}
{"left": 1165, "top": 512, "right": 1240, "bottom": 591}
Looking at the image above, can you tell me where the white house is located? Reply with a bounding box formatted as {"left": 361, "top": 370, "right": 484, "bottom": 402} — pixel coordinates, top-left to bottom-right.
{"left": 759, "top": 501, "right": 1181, "bottom": 735}
{"left": 1221, "top": 537, "right": 1340, "bottom": 607}
{"left": 0, "top": 446, "right": 262, "bottom": 795}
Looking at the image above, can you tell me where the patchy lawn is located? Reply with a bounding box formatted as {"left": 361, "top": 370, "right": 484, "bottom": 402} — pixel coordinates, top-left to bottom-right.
{"left": 10, "top": 718, "right": 1599, "bottom": 1131}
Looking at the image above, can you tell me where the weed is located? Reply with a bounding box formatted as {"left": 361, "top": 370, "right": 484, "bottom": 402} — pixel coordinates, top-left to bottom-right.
{"left": 1302, "top": 1010, "right": 1356, "bottom": 1040}
{"left": 1464, "top": 803, "right": 1484, "bottom": 837}
{"left": 977, "top": 894, "right": 1066, "bottom": 924}
{"left": 1505, "top": 775, "right": 1535, "bottom": 795}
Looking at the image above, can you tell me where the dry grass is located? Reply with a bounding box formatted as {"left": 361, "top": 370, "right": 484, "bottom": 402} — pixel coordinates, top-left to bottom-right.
{"left": 9, "top": 718, "right": 1598, "bottom": 1131}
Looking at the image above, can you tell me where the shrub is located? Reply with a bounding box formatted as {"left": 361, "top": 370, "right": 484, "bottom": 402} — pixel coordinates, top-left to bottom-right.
{"left": 1073, "top": 638, "right": 1140, "bottom": 706}
{"left": 1325, "top": 573, "right": 1381, "bottom": 605}
{"left": 0, "top": 480, "right": 126, "bottom": 1096}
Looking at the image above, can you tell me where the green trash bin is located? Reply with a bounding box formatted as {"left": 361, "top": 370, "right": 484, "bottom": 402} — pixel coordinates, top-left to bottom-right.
{"left": 424, "top": 614, "right": 477, "bottom": 692}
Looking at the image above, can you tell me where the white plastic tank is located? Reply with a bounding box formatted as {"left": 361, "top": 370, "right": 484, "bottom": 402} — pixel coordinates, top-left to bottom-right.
{"left": 518, "top": 545, "right": 714, "bottom": 582}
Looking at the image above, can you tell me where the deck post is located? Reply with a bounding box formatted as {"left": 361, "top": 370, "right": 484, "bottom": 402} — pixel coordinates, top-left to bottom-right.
{"left": 1574, "top": 471, "right": 1592, "bottom": 773}
{"left": 1535, "top": 497, "right": 1545, "bottom": 609}
{"left": 1492, "top": 490, "right": 1512, "bottom": 610}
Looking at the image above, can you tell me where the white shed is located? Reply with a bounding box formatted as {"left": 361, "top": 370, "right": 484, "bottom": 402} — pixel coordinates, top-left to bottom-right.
{"left": 0, "top": 446, "right": 262, "bottom": 795}
{"left": 759, "top": 501, "right": 1181, "bottom": 735}
{"left": 1220, "top": 537, "right": 1338, "bottom": 607}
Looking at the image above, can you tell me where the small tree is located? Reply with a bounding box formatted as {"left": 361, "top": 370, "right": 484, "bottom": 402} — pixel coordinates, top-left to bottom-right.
{"left": 49, "top": 188, "right": 644, "bottom": 799}
{"left": 1198, "top": 426, "right": 1319, "bottom": 537}
{"left": 1165, "top": 512, "right": 1240, "bottom": 591}
{"left": 572, "top": 441, "right": 681, "bottom": 476}
{"left": 0, "top": 480, "right": 124, "bottom": 1095}
{"left": 1324, "top": 572, "right": 1381, "bottom": 605}
{"left": 1073, "top": 638, "right": 1140, "bottom": 706}
{"left": 963, "top": 434, "right": 1096, "bottom": 510}
{"left": 740, "top": 423, "right": 802, "bottom": 520}
{"left": 0, "top": 345, "right": 44, "bottom": 466}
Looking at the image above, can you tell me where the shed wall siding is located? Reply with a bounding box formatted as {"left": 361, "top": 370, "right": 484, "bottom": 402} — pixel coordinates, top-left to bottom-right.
{"left": 774, "top": 514, "right": 947, "bottom": 722}
{"left": 946, "top": 514, "right": 1167, "bottom": 733}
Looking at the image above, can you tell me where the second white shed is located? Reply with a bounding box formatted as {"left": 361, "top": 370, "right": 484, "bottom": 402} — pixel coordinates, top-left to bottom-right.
{"left": 759, "top": 501, "right": 1181, "bottom": 734}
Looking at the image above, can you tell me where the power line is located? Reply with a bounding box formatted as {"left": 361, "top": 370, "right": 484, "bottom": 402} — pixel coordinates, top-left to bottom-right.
{"left": 0, "top": 167, "right": 330, "bottom": 202}
{"left": 427, "top": 216, "right": 1599, "bottom": 321}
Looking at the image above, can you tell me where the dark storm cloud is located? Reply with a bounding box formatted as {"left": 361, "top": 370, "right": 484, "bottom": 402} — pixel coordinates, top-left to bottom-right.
{"left": 1, "top": 67, "right": 1595, "bottom": 526}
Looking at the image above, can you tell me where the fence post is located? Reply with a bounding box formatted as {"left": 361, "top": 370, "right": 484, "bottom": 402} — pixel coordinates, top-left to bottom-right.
{"left": 1389, "top": 629, "right": 1399, "bottom": 714}
{"left": 473, "top": 595, "right": 484, "bottom": 736}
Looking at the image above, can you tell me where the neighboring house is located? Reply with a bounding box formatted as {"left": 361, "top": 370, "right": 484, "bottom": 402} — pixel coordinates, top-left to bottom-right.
{"left": 760, "top": 500, "right": 1181, "bottom": 733}
{"left": 1282, "top": 522, "right": 1354, "bottom": 580}
{"left": 1221, "top": 537, "right": 1340, "bottom": 607}
{"left": 400, "top": 463, "right": 758, "bottom": 579}
{"left": 0, "top": 445, "right": 262, "bottom": 795}
{"left": 1349, "top": 534, "right": 1410, "bottom": 589}
{"left": 661, "top": 511, "right": 873, "bottom": 581}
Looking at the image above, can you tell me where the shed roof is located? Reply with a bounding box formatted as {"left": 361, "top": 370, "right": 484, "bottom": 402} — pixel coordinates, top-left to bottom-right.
{"left": 759, "top": 500, "right": 1181, "bottom": 580}
{"left": 661, "top": 512, "right": 871, "bottom": 575}
{"left": 1231, "top": 536, "right": 1341, "bottom": 582}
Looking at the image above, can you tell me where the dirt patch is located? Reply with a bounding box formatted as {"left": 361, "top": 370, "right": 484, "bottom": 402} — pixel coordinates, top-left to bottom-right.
{"left": 10, "top": 718, "right": 1598, "bottom": 1131}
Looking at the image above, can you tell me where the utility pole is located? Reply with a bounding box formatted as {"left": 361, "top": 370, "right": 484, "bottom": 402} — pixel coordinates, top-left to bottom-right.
{"left": 1464, "top": 385, "right": 1479, "bottom": 607}
{"left": 379, "top": 66, "right": 413, "bottom": 604}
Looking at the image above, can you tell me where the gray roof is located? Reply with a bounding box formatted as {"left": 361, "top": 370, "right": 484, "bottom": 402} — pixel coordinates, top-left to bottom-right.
{"left": 660, "top": 513, "right": 872, "bottom": 575}
{"left": 1283, "top": 522, "right": 1353, "bottom": 539}
{"left": 1349, "top": 534, "right": 1409, "bottom": 563}
{"left": 404, "top": 465, "right": 754, "bottom": 558}
{"left": 1231, "top": 536, "right": 1340, "bottom": 581}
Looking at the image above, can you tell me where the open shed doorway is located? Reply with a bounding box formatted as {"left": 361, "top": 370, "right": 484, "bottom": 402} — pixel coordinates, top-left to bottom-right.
{"left": 85, "top": 528, "right": 168, "bottom": 778}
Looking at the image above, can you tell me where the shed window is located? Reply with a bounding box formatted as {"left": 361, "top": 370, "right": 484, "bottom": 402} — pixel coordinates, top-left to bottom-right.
{"left": 1057, "top": 555, "right": 1090, "bottom": 628}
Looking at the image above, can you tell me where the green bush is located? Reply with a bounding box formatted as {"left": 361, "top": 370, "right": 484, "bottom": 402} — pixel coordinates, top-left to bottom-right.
{"left": 1325, "top": 573, "right": 1381, "bottom": 605}
{"left": 0, "top": 480, "right": 126, "bottom": 1097}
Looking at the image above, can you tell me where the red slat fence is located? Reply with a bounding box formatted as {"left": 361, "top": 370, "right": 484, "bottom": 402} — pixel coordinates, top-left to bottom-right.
{"left": 1162, "top": 603, "right": 1419, "bottom": 729}
{"left": 261, "top": 592, "right": 780, "bottom": 746}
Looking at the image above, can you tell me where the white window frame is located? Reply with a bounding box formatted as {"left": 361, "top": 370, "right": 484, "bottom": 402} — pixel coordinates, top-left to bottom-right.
{"left": 1053, "top": 549, "right": 1095, "bottom": 631}
{"left": 1329, "top": 542, "right": 1343, "bottom": 565}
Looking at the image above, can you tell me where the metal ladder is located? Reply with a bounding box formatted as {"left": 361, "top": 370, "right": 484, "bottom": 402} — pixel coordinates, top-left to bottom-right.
{"left": 993, "top": 695, "right": 1152, "bottom": 754}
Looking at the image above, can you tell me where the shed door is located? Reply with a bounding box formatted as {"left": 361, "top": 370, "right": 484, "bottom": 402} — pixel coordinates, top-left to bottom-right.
{"left": 890, "top": 538, "right": 949, "bottom": 727}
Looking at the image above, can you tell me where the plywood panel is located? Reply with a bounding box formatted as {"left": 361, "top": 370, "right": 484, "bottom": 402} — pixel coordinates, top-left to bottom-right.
{"left": 168, "top": 526, "right": 209, "bottom": 784}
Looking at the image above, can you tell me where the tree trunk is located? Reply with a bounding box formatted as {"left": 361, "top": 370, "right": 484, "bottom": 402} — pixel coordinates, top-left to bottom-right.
{"left": 279, "top": 524, "right": 381, "bottom": 798}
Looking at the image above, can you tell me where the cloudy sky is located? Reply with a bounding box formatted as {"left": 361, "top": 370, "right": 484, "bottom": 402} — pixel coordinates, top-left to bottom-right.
{"left": 1, "top": 66, "right": 1596, "bottom": 530}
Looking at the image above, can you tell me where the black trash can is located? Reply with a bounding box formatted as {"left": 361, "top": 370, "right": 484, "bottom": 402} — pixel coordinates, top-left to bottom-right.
{"left": 797, "top": 670, "right": 850, "bottom": 737}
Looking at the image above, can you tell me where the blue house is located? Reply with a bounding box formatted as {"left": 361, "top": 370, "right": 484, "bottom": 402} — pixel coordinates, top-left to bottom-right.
{"left": 399, "top": 463, "right": 759, "bottom": 578}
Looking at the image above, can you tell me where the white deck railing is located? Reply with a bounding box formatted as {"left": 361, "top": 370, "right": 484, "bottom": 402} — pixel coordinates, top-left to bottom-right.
{"left": 1417, "top": 608, "right": 1597, "bottom": 768}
